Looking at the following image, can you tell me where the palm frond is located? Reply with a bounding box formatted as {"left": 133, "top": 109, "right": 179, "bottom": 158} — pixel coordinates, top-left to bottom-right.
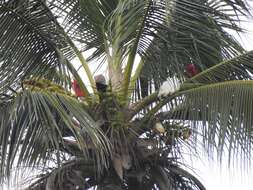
{"left": 166, "top": 164, "right": 206, "bottom": 190}
{"left": 155, "top": 80, "right": 253, "bottom": 163}
{"left": 48, "top": 0, "right": 118, "bottom": 61}
{"left": 150, "top": 165, "right": 205, "bottom": 190}
{"left": 188, "top": 50, "right": 253, "bottom": 83}
{"left": 47, "top": 0, "right": 251, "bottom": 102}
{"left": 0, "top": 89, "right": 111, "bottom": 182}
{"left": 0, "top": 0, "right": 74, "bottom": 94}
{"left": 27, "top": 162, "right": 205, "bottom": 190}
{"left": 127, "top": 0, "right": 249, "bottom": 100}
{"left": 25, "top": 158, "right": 96, "bottom": 190}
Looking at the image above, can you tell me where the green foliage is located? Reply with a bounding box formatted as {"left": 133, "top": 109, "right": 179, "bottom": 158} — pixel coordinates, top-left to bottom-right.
{"left": 0, "top": 0, "right": 74, "bottom": 94}
{"left": 0, "top": 89, "right": 111, "bottom": 181}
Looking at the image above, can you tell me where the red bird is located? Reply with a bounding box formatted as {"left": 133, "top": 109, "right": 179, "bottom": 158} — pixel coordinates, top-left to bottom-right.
{"left": 72, "top": 80, "right": 85, "bottom": 97}
{"left": 186, "top": 64, "right": 198, "bottom": 77}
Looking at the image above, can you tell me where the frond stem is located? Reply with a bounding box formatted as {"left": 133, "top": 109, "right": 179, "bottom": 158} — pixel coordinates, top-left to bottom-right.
{"left": 128, "top": 92, "right": 158, "bottom": 119}
{"left": 63, "top": 34, "right": 99, "bottom": 101}
{"left": 122, "top": 1, "right": 151, "bottom": 103}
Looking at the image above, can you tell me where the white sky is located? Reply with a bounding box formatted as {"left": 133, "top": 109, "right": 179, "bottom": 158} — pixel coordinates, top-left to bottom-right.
{"left": 188, "top": 152, "right": 253, "bottom": 190}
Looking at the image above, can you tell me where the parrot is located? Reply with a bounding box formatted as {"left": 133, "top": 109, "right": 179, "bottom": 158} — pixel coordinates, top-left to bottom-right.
{"left": 186, "top": 64, "right": 198, "bottom": 77}
{"left": 72, "top": 80, "right": 85, "bottom": 97}
{"left": 72, "top": 75, "right": 107, "bottom": 98}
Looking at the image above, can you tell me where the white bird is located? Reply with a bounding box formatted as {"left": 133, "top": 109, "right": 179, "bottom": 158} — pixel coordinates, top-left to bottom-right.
{"left": 158, "top": 80, "right": 180, "bottom": 98}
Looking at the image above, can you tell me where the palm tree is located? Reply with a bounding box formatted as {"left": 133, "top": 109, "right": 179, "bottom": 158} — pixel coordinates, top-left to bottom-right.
{"left": 0, "top": 0, "right": 252, "bottom": 189}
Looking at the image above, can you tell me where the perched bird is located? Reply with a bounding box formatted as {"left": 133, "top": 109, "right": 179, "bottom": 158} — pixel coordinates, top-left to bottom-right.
{"left": 72, "top": 79, "right": 85, "bottom": 97}
{"left": 95, "top": 74, "right": 107, "bottom": 93}
{"left": 186, "top": 64, "right": 198, "bottom": 77}
{"left": 72, "top": 75, "right": 107, "bottom": 98}
{"left": 158, "top": 80, "right": 180, "bottom": 99}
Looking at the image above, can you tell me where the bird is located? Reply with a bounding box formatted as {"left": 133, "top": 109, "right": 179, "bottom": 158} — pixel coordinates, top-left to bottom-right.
{"left": 158, "top": 80, "right": 180, "bottom": 99}
{"left": 94, "top": 74, "right": 107, "bottom": 93}
{"left": 72, "top": 75, "right": 107, "bottom": 98}
{"left": 186, "top": 63, "right": 198, "bottom": 77}
{"left": 72, "top": 79, "right": 85, "bottom": 97}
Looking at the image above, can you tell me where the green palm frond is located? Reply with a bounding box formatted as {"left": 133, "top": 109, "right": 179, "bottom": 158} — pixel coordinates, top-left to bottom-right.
{"left": 0, "top": 0, "right": 74, "bottom": 94}
{"left": 188, "top": 50, "right": 253, "bottom": 83}
{"left": 0, "top": 88, "right": 111, "bottom": 181}
{"left": 47, "top": 0, "right": 250, "bottom": 102}
{"left": 154, "top": 80, "right": 253, "bottom": 163}
{"left": 127, "top": 0, "right": 248, "bottom": 100}
{"left": 48, "top": 0, "right": 118, "bottom": 61}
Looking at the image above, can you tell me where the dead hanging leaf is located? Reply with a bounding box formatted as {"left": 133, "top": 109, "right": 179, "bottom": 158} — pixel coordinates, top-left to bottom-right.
{"left": 122, "top": 153, "right": 132, "bottom": 170}
{"left": 112, "top": 155, "right": 123, "bottom": 180}
{"left": 154, "top": 122, "right": 165, "bottom": 134}
{"left": 182, "top": 129, "right": 191, "bottom": 140}
{"left": 127, "top": 170, "right": 146, "bottom": 183}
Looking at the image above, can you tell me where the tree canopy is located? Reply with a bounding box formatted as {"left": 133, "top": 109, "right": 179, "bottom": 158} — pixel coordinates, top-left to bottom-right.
{"left": 0, "top": 0, "right": 253, "bottom": 189}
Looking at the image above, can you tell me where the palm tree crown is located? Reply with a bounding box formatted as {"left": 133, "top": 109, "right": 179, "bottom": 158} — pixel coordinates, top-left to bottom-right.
{"left": 0, "top": 0, "right": 253, "bottom": 189}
